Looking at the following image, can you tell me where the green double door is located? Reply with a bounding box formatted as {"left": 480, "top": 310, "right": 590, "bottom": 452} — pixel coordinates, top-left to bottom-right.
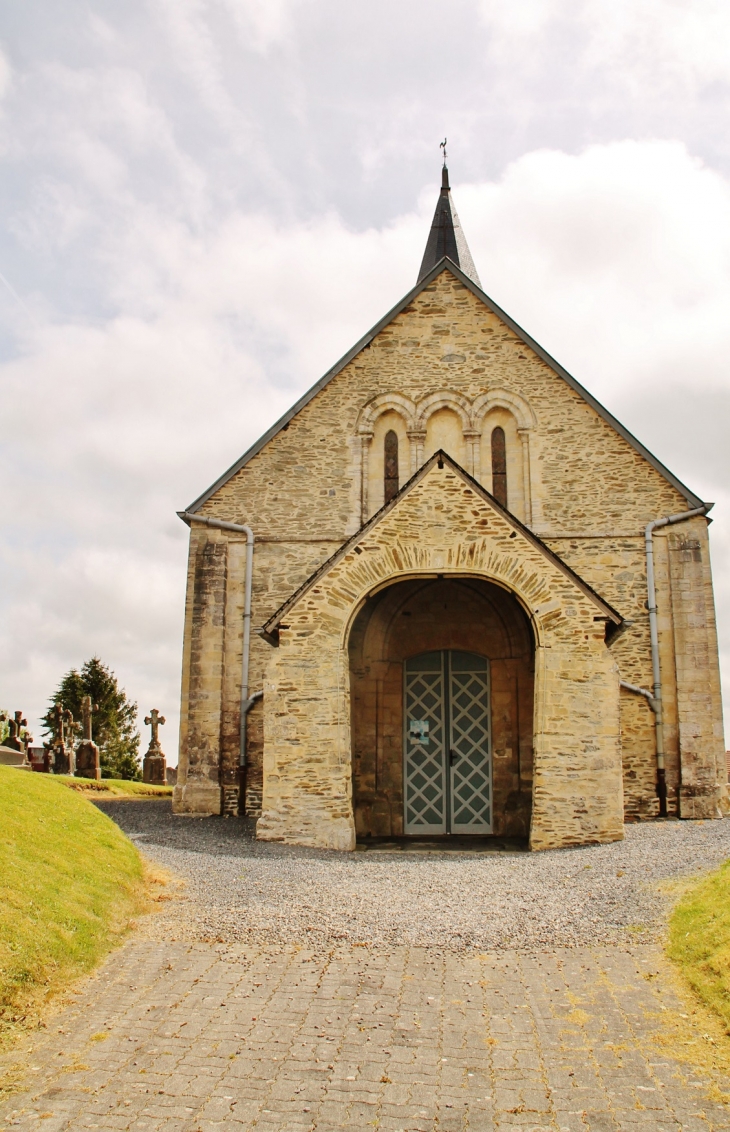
{"left": 404, "top": 650, "right": 492, "bottom": 835}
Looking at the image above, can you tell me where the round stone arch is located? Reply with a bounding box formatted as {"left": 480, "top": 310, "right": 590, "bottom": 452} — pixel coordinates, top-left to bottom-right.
{"left": 346, "top": 572, "right": 537, "bottom": 842}
{"left": 356, "top": 394, "right": 417, "bottom": 521}
{"left": 413, "top": 392, "right": 474, "bottom": 474}
{"left": 340, "top": 568, "right": 544, "bottom": 655}
{"left": 472, "top": 389, "right": 537, "bottom": 522}
{"left": 470, "top": 388, "right": 536, "bottom": 431}
{"left": 357, "top": 392, "right": 418, "bottom": 434}
{"left": 414, "top": 391, "right": 472, "bottom": 432}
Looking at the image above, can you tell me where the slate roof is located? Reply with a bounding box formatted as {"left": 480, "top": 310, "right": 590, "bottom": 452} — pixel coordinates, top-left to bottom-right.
{"left": 417, "top": 165, "right": 481, "bottom": 286}
{"left": 259, "top": 449, "right": 624, "bottom": 646}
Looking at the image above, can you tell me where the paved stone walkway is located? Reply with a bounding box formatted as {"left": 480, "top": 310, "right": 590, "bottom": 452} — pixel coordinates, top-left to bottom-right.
{"left": 2, "top": 937, "right": 729, "bottom": 1131}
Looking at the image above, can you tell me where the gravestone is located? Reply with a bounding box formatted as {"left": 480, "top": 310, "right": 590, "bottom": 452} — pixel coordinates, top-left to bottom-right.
{"left": 27, "top": 746, "right": 53, "bottom": 773}
{"left": 75, "top": 695, "right": 101, "bottom": 780}
{"left": 143, "top": 709, "right": 167, "bottom": 785}
{"left": 1, "top": 710, "right": 32, "bottom": 768}
{"left": 0, "top": 744, "right": 31, "bottom": 767}
{"left": 45, "top": 702, "right": 76, "bottom": 775}
{"left": 5, "top": 711, "right": 30, "bottom": 753}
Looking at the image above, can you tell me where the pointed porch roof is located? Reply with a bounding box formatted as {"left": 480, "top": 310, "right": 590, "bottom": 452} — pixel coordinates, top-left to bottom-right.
{"left": 259, "top": 449, "right": 623, "bottom": 646}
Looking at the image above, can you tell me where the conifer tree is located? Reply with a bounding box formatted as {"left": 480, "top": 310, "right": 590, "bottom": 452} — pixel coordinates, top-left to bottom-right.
{"left": 43, "top": 657, "right": 141, "bottom": 779}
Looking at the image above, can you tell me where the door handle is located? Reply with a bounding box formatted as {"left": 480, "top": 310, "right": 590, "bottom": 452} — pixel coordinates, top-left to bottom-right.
{"left": 449, "top": 748, "right": 458, "bottom": 766}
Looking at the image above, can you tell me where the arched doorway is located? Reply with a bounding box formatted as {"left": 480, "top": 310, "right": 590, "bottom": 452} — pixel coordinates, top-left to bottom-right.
{"left": 348, "top": 576, "right": 535, "bottom": 840}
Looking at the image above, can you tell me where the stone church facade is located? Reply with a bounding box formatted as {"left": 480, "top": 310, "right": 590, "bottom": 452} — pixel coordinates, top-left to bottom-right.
{"left": 173, "top": 168, "right": 727, "bottom": 850}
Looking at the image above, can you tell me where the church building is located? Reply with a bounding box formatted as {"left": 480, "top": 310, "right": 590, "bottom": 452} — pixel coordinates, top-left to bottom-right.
{"left": 173, "top": 167, "right": 727, "bottom": 850}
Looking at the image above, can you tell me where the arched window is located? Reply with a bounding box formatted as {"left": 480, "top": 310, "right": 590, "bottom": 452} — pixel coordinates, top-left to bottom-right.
{"left": 491, "top": 426, "right": 507, "bottom": 508}
{"left": 384, "top": 430, "right": 399, "bottom": 503}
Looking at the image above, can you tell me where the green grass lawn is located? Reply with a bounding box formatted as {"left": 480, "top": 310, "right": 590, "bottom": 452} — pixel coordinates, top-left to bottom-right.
{"left": 668, "top": 857, "right": 730, "bottom": 1033}
{"left": 58, "top": 776, "right": 173, "bottom": 798}
{"left": 0, "top": 766, "right": 149, "bottom": 1051}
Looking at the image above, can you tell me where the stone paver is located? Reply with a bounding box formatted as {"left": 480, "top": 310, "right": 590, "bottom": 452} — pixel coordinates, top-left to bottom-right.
{"left": 1, "top": 939, "right": 728, "bottom": 1131}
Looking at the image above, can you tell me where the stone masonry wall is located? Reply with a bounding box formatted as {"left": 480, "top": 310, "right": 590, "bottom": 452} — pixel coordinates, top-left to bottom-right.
{"left": 173, "top": 530, "right": 228, "bottom": 815}
{"left": 668, "top": 517, "right": 726, "bottom": 817}
{"left": 257, "top": 461, "right": 624, "bottom": 852}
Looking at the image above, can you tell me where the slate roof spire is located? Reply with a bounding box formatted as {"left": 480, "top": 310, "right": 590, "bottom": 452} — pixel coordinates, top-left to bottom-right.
{"left": 417, "top": 164, "right": 481, "bottom": 287}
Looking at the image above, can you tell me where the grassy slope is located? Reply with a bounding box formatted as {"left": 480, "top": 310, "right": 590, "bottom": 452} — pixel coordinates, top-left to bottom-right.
{"left": 668, "top": 858, "right": 730, "bottom": 1032}
{"left": 58, "top": 777, "right": 172, "bottom": 798}
{"left": 0, "top": 766, "right": 148, "bottom": 1049}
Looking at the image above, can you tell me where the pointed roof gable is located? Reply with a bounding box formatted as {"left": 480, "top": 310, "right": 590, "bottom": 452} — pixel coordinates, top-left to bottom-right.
{"left": 185, "top": 257, "right": 704, "bottom": 514}
{"left": 260, "top": 449, "right": 623, "bottom": 645}
{"left": 417, "top": 166, "right": 481, "bottom": 286}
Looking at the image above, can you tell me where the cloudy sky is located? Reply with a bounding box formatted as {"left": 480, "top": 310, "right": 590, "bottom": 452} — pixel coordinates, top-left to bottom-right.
{"left": 1, "top": 0, "right": 729, "bottom": 755}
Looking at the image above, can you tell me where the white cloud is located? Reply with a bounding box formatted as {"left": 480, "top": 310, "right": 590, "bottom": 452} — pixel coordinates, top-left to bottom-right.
{"left": 457, "top": 140, "right": 730, "bottom": 397}
{"left": 152, "top": 0, "right": 250, "bottom": 136}
{"left": 0, "top": 45, "right": 11, "bottom": 101}
{"left": 221, "top": 0, "right": 307, "bottom": 53}
{"left": 479, "top": 0, "right": 730, "bottom": 90}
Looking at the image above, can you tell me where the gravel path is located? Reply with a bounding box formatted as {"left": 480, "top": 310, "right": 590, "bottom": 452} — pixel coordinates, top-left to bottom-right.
{"left": 98, "top": 801, "right": 730, "bottom": 952}
{"left": 4, "top": 803, "right": 730, "bottom": 1132}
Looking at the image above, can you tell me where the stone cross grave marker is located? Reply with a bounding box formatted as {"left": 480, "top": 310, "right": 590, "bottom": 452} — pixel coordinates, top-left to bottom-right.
{"left": 143, "top": 709, "right": 167, "bottom": 785}
{"left": 76, "top": 694, "right": 101, "bottom": 781}
{"left": 46, "top": 701, "right": 76, "bottom": 775}
{"left": 5, "top": 710, "right": 29, "bottom": 752}
{"left": 64, "top": 708, "right": 79, "bottom": 746}
{"left": 144, "top": 708, "right": 165, "bottom": 750}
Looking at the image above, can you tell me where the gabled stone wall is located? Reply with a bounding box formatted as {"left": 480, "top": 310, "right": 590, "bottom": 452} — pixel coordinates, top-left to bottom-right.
{"left": 257, "top": 460, "right": 624, "bottom": 851}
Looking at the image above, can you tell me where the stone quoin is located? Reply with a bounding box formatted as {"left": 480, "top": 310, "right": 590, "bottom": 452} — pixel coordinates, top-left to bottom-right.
{"left": 172, "top": 165, "right": 727, "bottom": 850}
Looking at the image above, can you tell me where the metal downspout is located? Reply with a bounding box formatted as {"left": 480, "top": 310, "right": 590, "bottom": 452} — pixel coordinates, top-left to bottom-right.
{"left": 619, "top": 681, "right": 657, "bottom": 712}
{"left": 643, "top": 505, "right": 712, "bottom": 817}
{"left": 178, "top": 512, "right": 256, "bottom": 771}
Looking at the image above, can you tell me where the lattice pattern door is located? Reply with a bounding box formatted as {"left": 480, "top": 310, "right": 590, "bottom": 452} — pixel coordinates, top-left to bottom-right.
{"left": 403, "top": 652, "right": 446, "bottom": 834}
{"left": 449, "top": 651, "right": 492, "bottom": 833}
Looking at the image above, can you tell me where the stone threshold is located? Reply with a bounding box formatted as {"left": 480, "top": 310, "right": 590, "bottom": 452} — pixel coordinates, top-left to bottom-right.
{"left": 355, "top": 834, "right": 528, "bottom": 854}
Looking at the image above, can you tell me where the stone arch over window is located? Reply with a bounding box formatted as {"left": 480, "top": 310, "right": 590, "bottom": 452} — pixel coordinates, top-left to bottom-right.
{"left": 471, "top": 389, "right": 536, "bottom": 432}
{"left": 357, "top": 395, "right": 415, "bottom": 521}
{"left": 473, "top": 389, "right": 536, "bottom": 524}
{"left": 358, "top": 393, "right": 417, "bottom": 434}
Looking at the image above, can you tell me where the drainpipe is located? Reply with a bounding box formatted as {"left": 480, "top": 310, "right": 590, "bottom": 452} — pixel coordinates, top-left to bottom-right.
{"left": 643, "top": 505, "right": 712, "bottom": 817}
{"left": 620, "top": 681, "right": 657, "bottom": 713}
{"left": 178, "top": 512, "right": 256, "bottom": 768}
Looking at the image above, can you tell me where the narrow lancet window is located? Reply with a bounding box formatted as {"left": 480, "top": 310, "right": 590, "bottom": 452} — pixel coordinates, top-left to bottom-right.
{"left": 491, "top": 426, "right": 507, "bottom": 508}
{"left": 384, "top": 430, "right": 399, "bottom": 503}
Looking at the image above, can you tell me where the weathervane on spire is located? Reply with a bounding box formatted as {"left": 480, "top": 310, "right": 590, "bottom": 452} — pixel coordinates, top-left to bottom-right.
{"left": 440, "top": 138, "right": 447, "bottom": 166}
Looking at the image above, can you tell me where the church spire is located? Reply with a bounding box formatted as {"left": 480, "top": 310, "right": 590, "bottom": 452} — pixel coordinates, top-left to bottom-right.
{"left": 417, "top": 162, "right": 481, "bottom": 287}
